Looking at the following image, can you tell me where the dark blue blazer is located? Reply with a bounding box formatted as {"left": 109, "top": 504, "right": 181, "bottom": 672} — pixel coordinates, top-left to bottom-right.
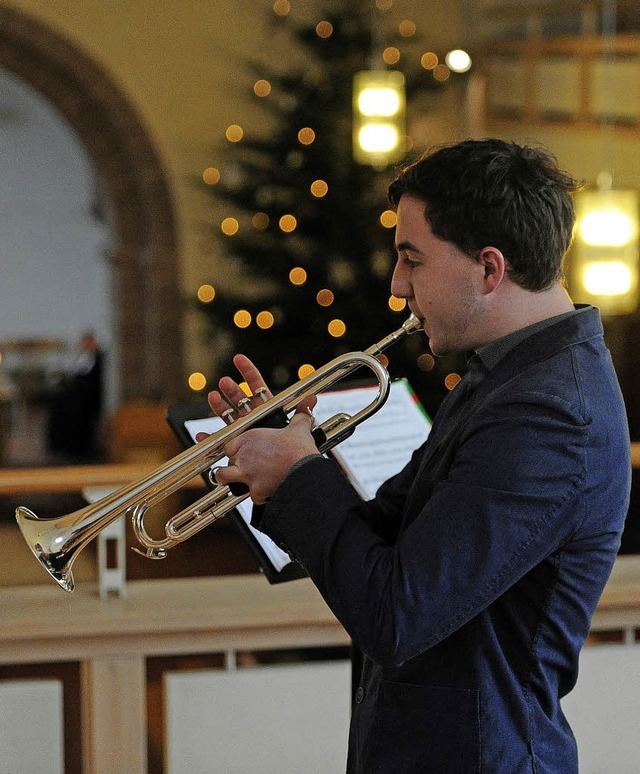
{"left": 258, "top": 307, "right": 631, "bottom": 773}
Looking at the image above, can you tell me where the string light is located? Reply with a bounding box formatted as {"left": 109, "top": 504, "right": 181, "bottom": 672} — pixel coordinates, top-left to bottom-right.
{"left": 398, "top": 20, "right": 417, "bottom": 37}
{"left": 328, "top": 319, "right": 346, "bottom": 337}
{"left": 289, "top": 267, "right": 307, "bottom": 285}
{"left": 252, "top": 212, "right": 269, "bottom": 230}
{"left": 388, "top": 295, "right": 406, "bottom": 312}
{"left": 298, "top": 364, "right": 315, "bottom": 378}
{"left": 225, "top": 125, "right": 244, "bottom": 142}
{"left": 279, "top": 214, "right": 297, "bottom": 232}
{"left": 433, "top": 64, "right": 451, "bottom": 82}
{"left": 221, "top": 217, "right": 239, "bottom": 236}
{"left": 380, "top": 209, "right": 397, "bottom": 228}
{"left": 202, "top": 167, "right": 221, "bottom": 185}
{"left": 272, "top": 0, "right": 290, "bottom": 16}
{"left": 444, "top": 373, "right": 462, "bottom": 390}
{"left": 445, "top": 49, "right": 472, "bottom": 73}
{"left": 316, "top": 288, "right": 334, "bottom": 307}
{"left": 382, "top": 47, "right": 401, "bottom": 65}
{"left": 421, "top": 52, "right": 439, "bottom": 70}
{"left": 316, "top": 20, "right": 333, "bottom": 38}
{"left": 197, "top": 284, "right": 216, "bottom": 303}
{"left": 234, "top": 310, "right": 252, "bottom": 328}
{"left": 253, "top": 79, "right": 272, "bottom": 97}
{"left": 188, "top": 372, "right": 207, "bottom": 392}
{"left": 298, "top": 127, "right": 316, "bottom": 145}
{"left": 256, "top": 310, "right": 275, "bottom": 329}
{"left": 417, "top": 354, "right": 435, "bottom": 372}
{"left": 310, "top": 180, "right": 329, "bottom": 198}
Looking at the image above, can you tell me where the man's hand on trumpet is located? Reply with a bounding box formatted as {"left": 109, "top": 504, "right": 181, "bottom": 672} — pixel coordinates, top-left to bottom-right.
{"left": 198, "top": 354, "right": 320, "bottom": 504}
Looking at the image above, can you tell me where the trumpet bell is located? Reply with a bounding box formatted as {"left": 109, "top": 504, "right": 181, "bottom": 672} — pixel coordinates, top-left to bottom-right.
{"left": 16, "top": 505, "right": 79, "bottom": 592}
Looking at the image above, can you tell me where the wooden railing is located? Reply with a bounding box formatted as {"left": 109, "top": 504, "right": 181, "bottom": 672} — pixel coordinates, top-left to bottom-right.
{"left": 0, "top": 443, "right": 638, "bottom": 497}
{"left": 481, "top": 33, "right": 640, "bottom": 133}
{"left": 0, "top": 462, "right": 203, "bottom": 496}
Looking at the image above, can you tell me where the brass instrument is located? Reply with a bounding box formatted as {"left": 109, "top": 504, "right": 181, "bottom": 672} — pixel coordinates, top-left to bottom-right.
{"left": 16, "top": 315, "right": 421, "bottom": 592}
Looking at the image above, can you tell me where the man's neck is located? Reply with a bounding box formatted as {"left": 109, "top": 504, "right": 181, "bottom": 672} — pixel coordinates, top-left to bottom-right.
{"left": 482, "top": 281, "right": 575, "bottom": 345}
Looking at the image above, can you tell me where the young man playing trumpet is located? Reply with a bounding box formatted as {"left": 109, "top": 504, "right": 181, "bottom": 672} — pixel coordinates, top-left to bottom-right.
{"left": 206, "top": 139, "right": 631, "bottom": 774}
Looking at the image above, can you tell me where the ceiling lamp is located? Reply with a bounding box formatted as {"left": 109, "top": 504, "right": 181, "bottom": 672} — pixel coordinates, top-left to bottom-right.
{"left": 572, "top": 178, "right": 639, "bottom": 315}
{"left": 569, "top": 0, "right": 640, "bottom": 315}
{"left": 353, "top": 69, "right": 405, "bottom": 167}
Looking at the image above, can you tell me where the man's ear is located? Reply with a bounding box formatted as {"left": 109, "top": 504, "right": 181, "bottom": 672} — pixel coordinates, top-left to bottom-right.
{"left": 478, "top": 246, "right": 506, "bottom": 293}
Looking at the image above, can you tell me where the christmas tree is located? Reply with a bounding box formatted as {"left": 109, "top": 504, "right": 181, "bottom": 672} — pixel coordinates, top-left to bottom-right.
{"left": 196, "top": 0, "right": 469, "bottom": 418}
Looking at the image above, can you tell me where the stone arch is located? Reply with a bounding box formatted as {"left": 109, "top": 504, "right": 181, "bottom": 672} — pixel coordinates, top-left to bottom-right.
{"left": 0, "top": 3, "right": 184, "bottom": 402}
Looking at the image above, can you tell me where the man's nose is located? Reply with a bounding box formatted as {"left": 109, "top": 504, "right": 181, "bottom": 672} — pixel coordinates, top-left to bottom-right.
{"left": 390, "top": 260, "right": 410, "bottom": 299}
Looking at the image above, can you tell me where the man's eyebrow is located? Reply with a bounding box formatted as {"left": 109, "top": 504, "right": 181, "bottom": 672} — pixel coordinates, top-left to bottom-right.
{"left": 395, "top": 240, "right": 419, "bottom": 252}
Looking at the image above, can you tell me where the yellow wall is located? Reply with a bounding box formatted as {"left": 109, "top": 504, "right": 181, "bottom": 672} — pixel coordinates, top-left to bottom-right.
{"left": 4, "top": 0, "right": 468, "bottom": 376}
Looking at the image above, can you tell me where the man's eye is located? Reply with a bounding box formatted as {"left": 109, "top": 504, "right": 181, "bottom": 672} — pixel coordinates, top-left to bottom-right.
{"left": 404, "top": 256, "right": 419, "bottom": 268}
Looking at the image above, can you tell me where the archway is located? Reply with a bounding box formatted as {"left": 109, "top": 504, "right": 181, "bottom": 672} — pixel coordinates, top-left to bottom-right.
{"left": 0, "top": 3, "right": 184, "bottom": 402}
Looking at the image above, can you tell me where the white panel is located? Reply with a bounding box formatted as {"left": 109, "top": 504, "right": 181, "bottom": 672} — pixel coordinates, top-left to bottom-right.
{"left": 487, "top": 56, "right": 527, "bottom": 111}
{"left": 0, "top": 679, "right": 64, "bottom": 774}
{"left": 537, "top": 56, "right": 581, "bottom": 116}
{"left": 591, "top": 58, "right": 640, "bottom": 121}
{"left": 562, "top": 644, "right": 640, "bottom": 774}
{"left": 166, "top": 661, "right": 351, "bottom": 774}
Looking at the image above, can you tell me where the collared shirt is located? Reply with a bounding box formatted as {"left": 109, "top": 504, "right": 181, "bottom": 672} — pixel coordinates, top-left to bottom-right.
{"left": 475, "top": 305, "right": 590, "bottom": 373}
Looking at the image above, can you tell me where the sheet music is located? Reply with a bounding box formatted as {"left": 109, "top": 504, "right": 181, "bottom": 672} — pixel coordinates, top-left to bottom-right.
{"left": 313, "top": 379, "right": 431, "bottom": 499}
{"left": 184, "top": 415, "right": 293, "bottom": 571}
{"left": 183, "top": 379, "right": 431, "bottom": 570}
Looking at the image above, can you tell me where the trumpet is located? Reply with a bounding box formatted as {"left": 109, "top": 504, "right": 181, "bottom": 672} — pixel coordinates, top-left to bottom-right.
{"left": 16, "top": 315, "right": 421, "bottom": 592}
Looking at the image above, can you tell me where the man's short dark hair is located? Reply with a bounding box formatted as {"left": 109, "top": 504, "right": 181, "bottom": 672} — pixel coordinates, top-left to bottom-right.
{"left": 388, "top": 139, "right": 581, "bottom": 291}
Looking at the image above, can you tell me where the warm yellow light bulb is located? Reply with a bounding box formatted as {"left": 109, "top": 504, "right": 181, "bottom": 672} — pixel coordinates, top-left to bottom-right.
{"left": 310, "top": 180, "right": 329, "bottom": 198}
{"left": 421, "top": 52, "right": 439, "bottom": 70}
{"left": 298, "top": 364, "right": 315, "bottom": 379}
{"left": 398, "top": 20, "right": 417, "bottom": 37}
{"left": 188, "top": 372, "right": 207, "bottom": 392}
{"left": 444, "top": 373, "right": 462, "bottom": 390}
{"left": 382, "top": 47, "right": 401, "bottom": 65}
{"left": 273, "top": 0, "right": 290, "bottom": 16}
{"left": 579, "top": 209, "right": 636, "bottom": 247}
{"left": 252, "top": 212, "right": 269, "bottom": 230}
{"left": 380, "top": 210, "right": 397, "bottom": 228}
{"left": 225, "top": 125, "right": 244, "bottom": 142}
{"left": 328, "top": 319, "right": 346, "bottom": 338}
{"left": 256, "top": 310, "right": 275, "bottom": 329}
{"left": 234, "top": 310, "right": 252, "bottom": 328}
{"left": 316, "top": 20, "right": 333, "bottom": 38}
{"left": 316, "top": 289, "right": 334, "bottom": 307}
{"left": 582, "top": 261, "right": 633, "bottom": 296}
{"left": 279, "top": 214, "right": 297, "bottom": 233}
{"left": 388, "top": 295, "right": 407, "bottom": 312}
{"left": 358, "top": 124, "right": 399, "bottom": 153}
{"left": 253, "top": 79, "right": 272, "bottom": 97}
{"left": 298, "top": 127, "right": 316, "bottom": 145}
{"left": 289, "top": 267, "right": 307, "bottom": 286}
{"left": 445, "top": 49, "right": 472, "bottom": 73}
{"left": 197, "top": 284, "right": 216, "bottom": 303}
{"left": 221, "top": 217, "right": 239, "bottom": 236}
{"left": 202, "top": 167, "right": 220, "bottom": 185}
{"left": 358, "top": 87, "right": 401, "bottom": 117}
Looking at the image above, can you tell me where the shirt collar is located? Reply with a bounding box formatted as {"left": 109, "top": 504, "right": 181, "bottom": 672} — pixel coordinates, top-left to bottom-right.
{"left": 474, "top": 305, "right": 591, "bottom": 372}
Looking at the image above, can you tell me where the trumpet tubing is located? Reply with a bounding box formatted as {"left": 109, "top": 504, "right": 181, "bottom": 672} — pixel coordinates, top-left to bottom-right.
{"left": 16, "top": 315, "right": 421, "bottom": 592}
